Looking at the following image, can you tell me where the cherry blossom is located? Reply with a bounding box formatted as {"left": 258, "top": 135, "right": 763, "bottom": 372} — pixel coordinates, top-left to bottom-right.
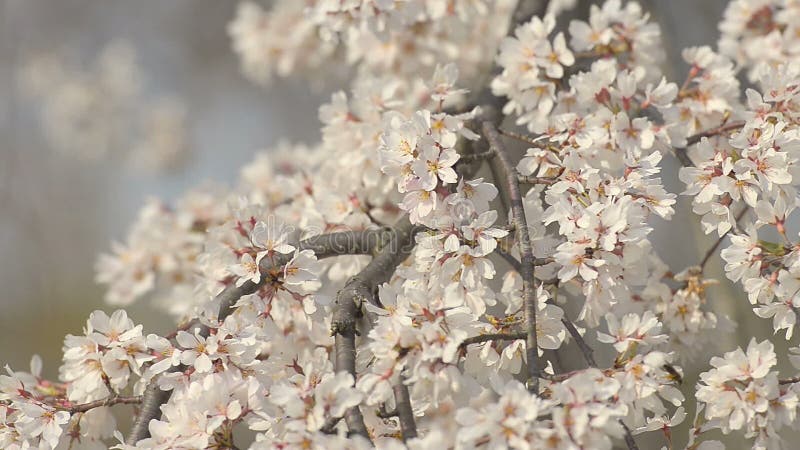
{"left": 12, "top": 1, "right": 800, "bottom": 449}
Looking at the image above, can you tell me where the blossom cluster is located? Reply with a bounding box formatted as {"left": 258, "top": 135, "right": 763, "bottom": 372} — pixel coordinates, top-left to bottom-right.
{"left": 2, "top": 311, "right": 151, "bottom": 449}
{"left": 453, "top": 333, "right": 683, "bottom": 449}
{"left": 696, "top": 339, "right": 799, "bottom": 449}
{"left": 490, "top": 0, "right": 681, "bottom": 328}
{"left": 227, "top": 0, "right": 518, "bottom": 88}
{"left": 719, "top": 0, "right": 800, "bottom": 81}
{"left": 680, "top": 60, "right": 800, "bottom": 339}
{"left": 2, "top": 357, "right": 72, "bottom": 449}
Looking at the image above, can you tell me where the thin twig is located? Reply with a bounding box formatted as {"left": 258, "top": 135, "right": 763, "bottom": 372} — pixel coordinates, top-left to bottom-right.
{"left": 459, "top": 332, "right": 527, "bottom": 350}
{"left": 59, "top": 395, "right": 142, "bottom": 413}
{"left": 517, "top": 175, "right": 558, "bottom": 185}
{"left": 561, "top": 316, "right": 597, "bottom": 368}
{"left": 499, "top": 128, "right": 546, "bottom": 146}
{"left": 483, "top": 121, "right": 540, "bottom": 394}
{"left": 457, "top": 149, "right": 496, "bottom": 163}
{"left": 163, "top": 318, "right": 200, "bottom": 341}
{"left": 495, "top": 246, "right": 553, "bottom": 270}
{"left": 686, "top": 121, "right": 745, "bottom": 147}
{"left": 674, "top": 120, "right": 746, "bottom": 167}
{"left": 494, "top": 246, "right": 522, "bottom": 272}
{"left": 496, "top": 248, "right": 560, "bottom": 286}
{"left": 699, "top": 207, "right": 748, "bottom": 270}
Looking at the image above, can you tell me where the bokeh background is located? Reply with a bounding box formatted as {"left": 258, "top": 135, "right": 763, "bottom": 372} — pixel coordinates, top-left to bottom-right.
{"left": 0, "top": 0, "right": 331, "bottom": 371}
{"left": 0, "top": 1, "right": 792, "bottom": 448}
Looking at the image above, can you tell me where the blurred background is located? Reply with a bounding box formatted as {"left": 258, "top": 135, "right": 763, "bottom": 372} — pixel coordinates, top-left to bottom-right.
{"left": 0, "top": 1, "right": 792, "bottom": 448}
{"left": 0, "top": 0, "right": 333, "bottom": 373}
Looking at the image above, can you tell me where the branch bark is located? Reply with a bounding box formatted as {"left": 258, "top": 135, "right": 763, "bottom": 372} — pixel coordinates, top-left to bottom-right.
{"left": 392, "top": 376, "right": 417, "bottom": 442}
{"left": 674, "top": 120, "right": 746, "bottom": 167}
{"left": 459, "top": 332, "right": 527, "bottom": 350}
{"left": 331, "top": 217, "right": 419, "bottom": 441}
{"left": 561, "top": 315, "right": 597, "bottom": 368}
{"left": 483, "top": 121, "right": 541, "bottom": 394}
{"left": 127, "top": 228, "right": 395, "bottom": 444}
{"left": 60, "top": 395, "right": 142, "bottom": 413}
{"left": 517, "top": 175, "right": 558, "bottom": 185}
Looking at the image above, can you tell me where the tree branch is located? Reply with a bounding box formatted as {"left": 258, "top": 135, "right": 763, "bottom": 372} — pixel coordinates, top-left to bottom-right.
{"left": 674, "top": 120, "right": 746, "bottom": 167}
{"left": 686, "top": 121, "right": 745, "bottom": 147}
{"left": 779, "top": 376, "right": 800, "bottom": 385}
{"left": 483, "top": 121, "right": 541, "bottom": 394}
{"left": 127, "top": 380, "right": 172, "bottom": 443}
{"left": 459, "top": 332, "right": 527, "bottom": 350}
{"left": 127, "top": 228, "right": 395, "bottom": 444}
{"left": 620, "top": 419, "right": 641, "bottom": 450}
{"left": 517, "top": 175, "right": 558, "bottom": 185}
{"left": 457, "top": 149, "right": 496, "bottom": 163}
{"left": 495, "top": 246, "right": 523, "bottom": 272}
{"left": 497, "top": 242, "right": 596, "bottom": 371}
{"left": 331, "top": 217, "right": 420, "bottom": 441}
{"left": 699, "top": 206, "right": 749, "bottom": 271}
{"left": 392, "top": 376, "right": 417, "bottom": 442}
{"left": 560, "top": 315, "right": 597, "bottom": 368}
{"left": 59, "top": 395, "right": 142, "bottom": 414}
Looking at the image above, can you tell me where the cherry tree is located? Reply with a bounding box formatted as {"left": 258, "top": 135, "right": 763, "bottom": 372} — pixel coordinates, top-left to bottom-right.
{"left": 5, "top": 0, "right": 800, "bottom": 449}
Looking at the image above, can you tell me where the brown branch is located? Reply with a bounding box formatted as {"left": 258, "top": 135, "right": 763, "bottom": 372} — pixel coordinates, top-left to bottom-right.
{"left": 498, "top": 241, "right": 596, "bottom": 371}
{"left": 495, "top": 246, "right": 523, "bottom": 273}
{"left": 331, "top": 217, "right": 420, "bottom": 441}
{"left": 457, "top": 149, "right": 496, "bottom": 163}
{"left": 127, "top": 379, "right": 173, "bottom": 443}
{"left": 59, "top": 395, "right": 142, "bottom": 413}
{"left": 127, "top": 228, "right": 394, "bottom": 444}
{"left": 517, "top": 175, "right": 558, "bottom": 185}
{"left": 499, "top": 128, "right": 546, "bottom": 146}
{"left": 536, "top": 369, "right": 580, "bottom": 382}
{"left": 779, "top": 376, "right": 800, "bottom": 385}
{"left": 483, "top": 121, "right": 540, "bottom": 394}
{"left": 674, "top": 120, "right": 746, "bottom": 167}
{"left": 459, "top": 332, "right": 527, "bottom": 350}
{"left": 686, "top": 121, "right": 745, "bottom": 147}
{"left": 560, "top": 316, "right": 597, "bottom": 368}
{"left": 392, "top": 376, "right": 417, "bottom": 442}
{"left": 673, "top": 146, "right": 694, "bottom": 168}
